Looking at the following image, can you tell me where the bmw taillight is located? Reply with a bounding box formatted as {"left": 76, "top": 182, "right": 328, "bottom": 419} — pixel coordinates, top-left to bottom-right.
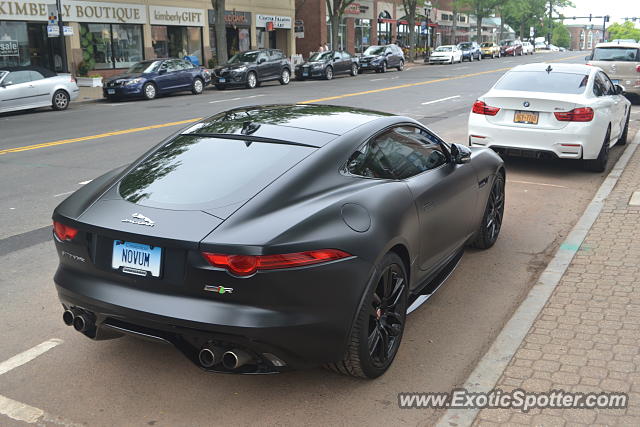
{"left": 202, "top": 249, "right": 352, "bottom": 276}
{"left": 472, "top": 100, "right": 500, "bottom": 116}
{"left": 53, "top": 221, "right": 78, "bottom": 241}
{"left": 554, "top": 107, "right": 594, "bottom": 122}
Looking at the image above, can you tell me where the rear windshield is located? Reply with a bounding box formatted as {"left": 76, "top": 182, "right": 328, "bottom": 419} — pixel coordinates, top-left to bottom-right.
{"left": 494, "top": 71, "right": 589, "bottom": 94}
{"left": 119, "top": 135, "right": 314, "bottom": 209}
{"left": 592, "top": 47, "right": 640, "bottom": 61}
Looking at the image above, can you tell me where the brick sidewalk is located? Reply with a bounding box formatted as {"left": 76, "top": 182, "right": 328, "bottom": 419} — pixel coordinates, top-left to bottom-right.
{"left": 473, "top": 140, "right": 640, "bottom": 425}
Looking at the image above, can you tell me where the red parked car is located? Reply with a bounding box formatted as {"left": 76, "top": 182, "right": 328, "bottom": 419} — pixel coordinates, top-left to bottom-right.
{"left": 500, "top": 40, "right": 523, "bottom": 56}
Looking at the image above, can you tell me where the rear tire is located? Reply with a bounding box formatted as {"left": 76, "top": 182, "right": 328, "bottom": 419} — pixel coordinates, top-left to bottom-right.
{"left": 350, "top": 63, "right": 358, "bottom": 76}
{"left": 52, "top": 90, "right": 70, "bottom": 110}
{"left": 191, "top": 77, "right": 204, "bottom": 95}
{"left": 325, "top": 66, "right": 333, "bottom": 80}
{"left": 583, "top": 128, "right": 611, "bottom": 172}
{"left": 326, "top": 252, "right": 408, "bottom": 379}
{"left": 470, "top": 173, "right": 505, "bottom": 249}
{"left": 380, "top": 61, "right": 387, "bottom": 73}
{"left": 618, "top": 111, "right": 630, "bottom": 146}
{"left": 142, "top": 82, "right": 157, "bottom": 100}
{"left": 279, "top": 68, "right": 290, "bottom": 85}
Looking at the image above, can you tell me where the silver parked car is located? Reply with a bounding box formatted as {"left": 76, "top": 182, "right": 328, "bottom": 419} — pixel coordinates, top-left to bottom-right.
{"left": 0, "top": 66, "right": 79, "bottom": 113}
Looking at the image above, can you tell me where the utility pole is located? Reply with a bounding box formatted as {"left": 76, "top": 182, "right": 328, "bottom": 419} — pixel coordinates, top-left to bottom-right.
{"left": 56, "top": 0, "right": 68, "bottom": 72}
{"left": 547, "top": 0, "right": 553, "bottom": 45}
{"left": 602, "top": 15, "right": 608, "bottom": 42}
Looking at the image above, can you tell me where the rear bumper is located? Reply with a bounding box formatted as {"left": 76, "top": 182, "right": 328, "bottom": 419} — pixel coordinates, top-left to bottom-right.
{"left": 468, "top": 114, "right": 603, "bottom": 160}
{"left": 54, "top": 256, "right": 374, "bottom": 372}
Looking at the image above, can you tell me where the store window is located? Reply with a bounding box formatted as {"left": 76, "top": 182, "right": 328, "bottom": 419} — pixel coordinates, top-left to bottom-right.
{"left": 152, "top": 26, "right": 202, "bottom": 65}
{"left": 377, "top": 11, "right": 392, "bottom": 45}
{"left": 326, "top": 17, "right": 347, "bottom": 50}
{"left": 79, "top": 23, "right": 143, "bottom": 70}
{"left": 355, "top": 19, "right": 371, "bottom": 53}
{"left": 0, "top": 21, "right": 62, "bottom": 70}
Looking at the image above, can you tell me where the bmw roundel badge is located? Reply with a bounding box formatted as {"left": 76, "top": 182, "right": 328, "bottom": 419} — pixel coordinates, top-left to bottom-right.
{"left": 523, "top": 101, "right": 530, "bottom": 107}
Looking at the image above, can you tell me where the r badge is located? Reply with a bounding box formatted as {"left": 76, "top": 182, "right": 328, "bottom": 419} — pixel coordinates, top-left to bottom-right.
{"left": 204, "top": 285, "right": 234, "bottom": 294}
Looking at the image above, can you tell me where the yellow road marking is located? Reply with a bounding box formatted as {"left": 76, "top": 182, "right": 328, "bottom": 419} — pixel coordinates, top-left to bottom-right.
{"left": 0, "top": 118, "right": 200, "bottom": 156}
{"left": 299, "top": 54, "right": 585, "bottom": 104}
{"left": 0, "top": 54, "right": 584, "bottom": 156}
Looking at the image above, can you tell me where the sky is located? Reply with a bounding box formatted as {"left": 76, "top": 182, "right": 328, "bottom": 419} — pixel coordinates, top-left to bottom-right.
{"left": 560, "top": 0, "right": 640, "bottom": 25}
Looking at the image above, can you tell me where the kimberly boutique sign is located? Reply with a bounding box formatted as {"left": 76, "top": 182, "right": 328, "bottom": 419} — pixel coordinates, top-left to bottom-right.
{"left": 0, "top": 1, "right": 146, "bottom": 24}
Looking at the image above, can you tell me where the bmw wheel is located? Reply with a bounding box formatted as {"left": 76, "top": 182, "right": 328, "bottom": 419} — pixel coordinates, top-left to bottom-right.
{"left": 52, "top": 90, "right": 70, "bottom": 111}
{"left": 584, "top": 128, "right": 611, "bottom": 172}
{"left": 325, "top": 66, "right": 333, "bottom": 80}
{"left": 471, "top": 173, "right": 505, "bottom": 249}
{"left": 246, "top": 71, "right": 257, "bottom": 89}
{"left": 327, "top": 252, "right": 408, "bottom": 378}
{"left": 191, "top": 77, "right": 204, "bottom": 95}
{"left": 142, "top": 82, "right": 157, "bottom": 100}
{"left": 279, "top": 68, "right": 290, "bottom": 85}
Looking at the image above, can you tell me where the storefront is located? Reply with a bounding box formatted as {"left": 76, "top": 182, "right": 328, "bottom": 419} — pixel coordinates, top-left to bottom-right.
{"left": 345, "top": 1, "right": 373, "bottom": 53}
{"left": 207, "top": 10, "right": 251, "bottom": 60}
{"left": 255, "top": 14, "right": 292, "bottom": 53}
{"left": 149, "top": 5, "right": 205, "bottom": 66}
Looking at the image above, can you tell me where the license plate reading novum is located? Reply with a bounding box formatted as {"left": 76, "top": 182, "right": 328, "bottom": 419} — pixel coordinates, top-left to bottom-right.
{"left": 112, "top": 240, "right": 162, "bottom": 277}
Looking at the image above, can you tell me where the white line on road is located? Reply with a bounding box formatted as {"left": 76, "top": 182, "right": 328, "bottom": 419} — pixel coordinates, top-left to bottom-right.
{"left": 208, "top": 94, "right": 265, "bottom": 104}
{"left": 508, "top": 179, "right": 569, "bottom": 189}
{"left": 0, "top": 395, "right": 44, "bottom": 424}
{"left": 452, "top": 66, "right": 469, "bottom": 70}
{"left": 421, "top": 95, "right": 461, "bottom": 105}
{"left": 0, "top": 338, "right": 63, "bottom": 376}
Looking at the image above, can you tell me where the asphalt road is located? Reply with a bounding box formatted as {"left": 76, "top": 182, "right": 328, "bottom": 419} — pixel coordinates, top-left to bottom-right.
{"left": 0, "top": 50, "right": 638, "bottom": 427}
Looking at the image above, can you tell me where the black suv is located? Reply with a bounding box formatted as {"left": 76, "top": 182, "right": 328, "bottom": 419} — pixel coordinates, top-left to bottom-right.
{"left": 358, "top": 44, "right": 405, "bottom": 73}
{"left": 213, "top": 49, "right": 291, "bottom": 89}
{"left": 295, "top": 50, "right": 359, "bottom": 80}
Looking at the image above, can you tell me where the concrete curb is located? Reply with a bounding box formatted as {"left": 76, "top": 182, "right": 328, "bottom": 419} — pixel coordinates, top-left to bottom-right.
{"left": 435, "top": 129, "right": 640, "bottom": 427}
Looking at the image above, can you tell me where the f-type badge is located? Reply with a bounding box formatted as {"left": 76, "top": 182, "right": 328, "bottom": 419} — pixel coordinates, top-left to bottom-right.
{"left": 121, "top": 213, "right": 155, "bottom": 227}
{"left": 204, "top": 285, "right": 234, "bottom": 294}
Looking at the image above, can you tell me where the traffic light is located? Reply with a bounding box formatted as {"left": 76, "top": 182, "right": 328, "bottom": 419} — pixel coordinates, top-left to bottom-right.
{"left": 605, "top": 15, "right": 610, "bottom": 22}
{"left": 589, "top": 13, "right": 592, "bottom": 21}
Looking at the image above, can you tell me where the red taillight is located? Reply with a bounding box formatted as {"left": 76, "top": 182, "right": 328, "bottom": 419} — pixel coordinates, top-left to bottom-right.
{"left": 472, "top": 100, "right": 500, "bottom": 116}
{"left": 202, "top": 249, "right": 352, "bottom": 276}
{"left": 70, "top": 76, "right": 76, "bottom": 83}
{"left": 636, "top": 64, "right": 640, "bottom": 73}
{"left": 53, "top": 221, "right": 78, "bottom": 241}
{"left": 554, "top": 107, "right": 594, "bottom": 122}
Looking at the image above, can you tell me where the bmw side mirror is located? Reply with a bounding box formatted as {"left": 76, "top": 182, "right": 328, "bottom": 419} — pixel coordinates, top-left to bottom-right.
{"left": 451, "top": 143, "right": 472, "bottom": 164}
{"left": 615, "top": 84, "right": 626, "bottom": 95}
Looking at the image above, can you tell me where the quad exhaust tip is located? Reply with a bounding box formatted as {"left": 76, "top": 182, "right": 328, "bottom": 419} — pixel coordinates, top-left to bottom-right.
{"left": 62, "top": 310, "right": 75, "bottom": 326}
{"left": 198, "top": 344, "right": 225, "bottom": 368}
{"left": 72, "top": 313, "right": 91, "bottom": 333}
{"left": 222, "top": 349, "right": 253, "bottom": 370}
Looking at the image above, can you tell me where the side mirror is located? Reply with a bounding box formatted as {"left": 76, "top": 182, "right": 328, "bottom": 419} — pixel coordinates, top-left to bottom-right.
{"left": 158, "top": 68, "right": 167, "bottom": 75}
{"left": 584, "top": 55, "right": 591, "bottom": 61}
{"left": 258, "top": 57, "right": 266, "bottom": 64}
{"left": 615, "top": 84, "right": 626, "bottom": 95}
{"left": 451, "top": 143, "right": 472, "bottom": 164}
{"left": 1, "top": 81, "right": 12, "bottom": 87}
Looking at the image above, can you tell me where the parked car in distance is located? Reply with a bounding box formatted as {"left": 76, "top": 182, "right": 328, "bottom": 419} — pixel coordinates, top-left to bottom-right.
{"left": 429, "top": 45, "right": 463, "bottom": 64}
{"left": 468, "top": 63, "right": 631, "bottom": 172}
{"left": 522, "top": 41, "right": 535, "bottom": 55}
{"left": 0, "top": 66, "right": 78, "bottom": 113}
{"left": 458, "top": 42, "right": 482, "bottom": 61}
{"left": 535, "top": 42, "right": 548, "bottom": 51}
{"left": 586, "top": 41, "right": 640, "bottom": 101}
{"left": 547, "top": 44, "right": 560, "bottom": 52}
{"left": 295, "top": 50, "right": 359, "bottom": 80}
{"left": 213, "top": 49, "right": 292, "bottom": 89}
{"left": 103, "top": 59, "right": 210, "bottom": 101}
{"left": 52, "top": 103, "right": 505, "bottom": 379}
{"left": 500, "top": 39, "right": 523, "bottom": 56}
{"left": 480, "top": 42, "right": 501, "bottom": 58}
{"left": 358, "top": 44, "right": 405, "bottom": 73}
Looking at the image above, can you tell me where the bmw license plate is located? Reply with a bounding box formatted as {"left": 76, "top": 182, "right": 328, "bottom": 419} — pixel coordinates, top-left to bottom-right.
{"left": 514, "top": 110, "right": 539, "bottom": 125}
{"left": 112, "top": 240, "right": 162, "bottom": 277}
{"left": 107, "top": 89, "right": 115, "bottom": 94}
{"left": 218, "top": 78, "right": 226, "bottom": 83}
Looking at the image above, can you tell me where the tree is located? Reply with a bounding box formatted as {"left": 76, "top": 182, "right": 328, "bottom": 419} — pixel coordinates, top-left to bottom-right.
{"left": 502, "top": 0, "right": 547, "bottom": 40}
{"left": 607, "top": 21, "right": 640, "bottom": 41}
{"left": 403, "top": 1, "right": 431, "bottom": 61}
{"left": 458, "top": 0, "right": 502, "bottom": 42}
{"left": 551, "top": 22, "right": 570, "bottom": 47}
{"left": 212, "top": 0, "right": 228, "bottom": 65}
{"left": 326, "top": 0, "right": 357, "bottom": 50}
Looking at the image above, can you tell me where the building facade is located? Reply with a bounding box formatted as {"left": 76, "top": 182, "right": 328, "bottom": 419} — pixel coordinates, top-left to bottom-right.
{"left": 566, "top": 24, "right": 604, "bottom": 51}
{"left": 0, "top": 0, "right": 295, "bottom": 76}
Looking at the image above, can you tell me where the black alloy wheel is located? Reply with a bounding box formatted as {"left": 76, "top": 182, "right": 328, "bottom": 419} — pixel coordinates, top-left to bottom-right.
{"left": 584, "top": 128, "right": 611, "bottom": 172}
{"left": 279, "top": 68, "right": 290, "bottom": 85}
{"left": 471, "top": 174, "right": 505, "bottom": 249}
{"left": 327, "top": 252, "right": 408, "bottom": 378}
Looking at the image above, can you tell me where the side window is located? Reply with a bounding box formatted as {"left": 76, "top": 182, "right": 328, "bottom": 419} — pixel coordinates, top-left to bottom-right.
{"left": 5, "top": 70, "right": 32, "bottom": 85}
{"left": 385, "top": 48, "right": 392, "bottom": 56}
{"left": 376, "top": 126, "right": 448, "bottom": 179}
{"left": 345, "top": 140, "right": 395, "bottom": 179}
{"left": 257, "top": 52, "right": 268, "bottom": 63}
{"left": 179, "top": 60, "right": 194, "bottom": 70}
{"left": 600, "top": 72, "right": 615, "bottom": 95}
{"left": 593, "top": 73, "right": 606, "bottom": 97}
{"left": 30, "top": 70, "right": 45, "bottom": 81}
{"left": 341, "top": 52, "right": 351, "bottom": 60}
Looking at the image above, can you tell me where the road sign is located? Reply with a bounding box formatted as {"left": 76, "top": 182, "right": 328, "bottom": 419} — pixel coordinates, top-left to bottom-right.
{"left": 63, "top": 26, "right": 74, "bottom": 36}
{"left": 47, "top": 25, "right": 60, "bottom": 37}
{"left": 530, "top": 26, "right": 534, "bottom": 37}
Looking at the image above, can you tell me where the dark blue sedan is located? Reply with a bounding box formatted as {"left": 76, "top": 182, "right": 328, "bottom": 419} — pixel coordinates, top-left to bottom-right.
{"left": 457, "top": 42, "right": 482, "bottom": 62}
{"left": 103, "top": 59, "right": 211, "bottom": 100}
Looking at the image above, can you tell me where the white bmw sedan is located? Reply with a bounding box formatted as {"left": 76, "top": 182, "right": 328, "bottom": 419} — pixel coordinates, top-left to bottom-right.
{"left": 468, "top": 63, "right": 631, "bottom": 172}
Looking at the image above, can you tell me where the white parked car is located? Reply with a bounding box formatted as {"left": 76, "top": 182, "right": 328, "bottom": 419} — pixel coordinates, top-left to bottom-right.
{"left": 0, "top": 66, "right": 79, "bottom": 113}
{"left": 547, "top": 44, "right": 560, "bottom": 52}
{"left": 468, "top": 63, "right": 631, "bottom": 172}
{"left": 429, "top": 45, "right": 462, "bottom": 64}
{"left": 522, "top": 42, "right": 535, "bottom": 55}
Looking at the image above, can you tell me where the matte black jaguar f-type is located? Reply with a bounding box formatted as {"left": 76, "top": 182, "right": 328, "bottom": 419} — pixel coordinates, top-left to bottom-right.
{"left": 53, "top": 104, "right": 505, "bottom": 379}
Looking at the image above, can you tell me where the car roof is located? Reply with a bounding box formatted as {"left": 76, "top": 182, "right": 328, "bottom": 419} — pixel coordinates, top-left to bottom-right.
{"left": 0, "top": 66, "right": 56, "bottom": 77}
{"left": 182, "top": 104, "right": 394, "bottom": 146}
{"left": 595, "top": 41, "right": 640, "bottom": 49}
{"left": 510, "top": 63, "right": 593, "bottom": 74}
